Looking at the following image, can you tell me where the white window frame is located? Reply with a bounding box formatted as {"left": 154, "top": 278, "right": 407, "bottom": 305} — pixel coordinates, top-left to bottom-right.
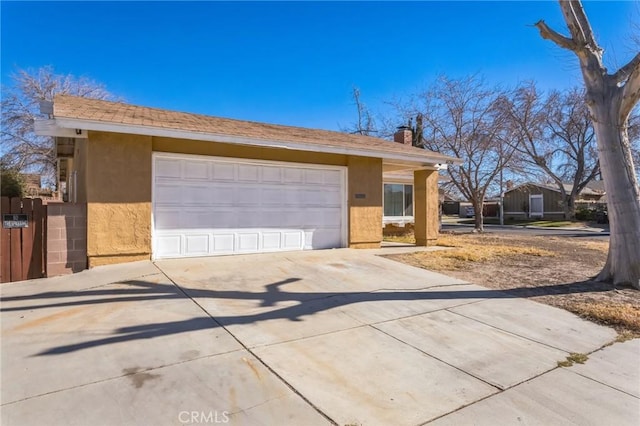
{"left": 529, "top": 194, "right": 544, "bottom": 218}
{"left": 383, "top": 182, "right": 414, "bottom": 225}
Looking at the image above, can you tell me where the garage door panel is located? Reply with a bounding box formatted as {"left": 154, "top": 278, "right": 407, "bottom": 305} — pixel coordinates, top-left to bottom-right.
{"left": 238, "top": 164, "right": 260, "bottom": 182}
{"left": 262, "top": 232, "right": 281, "bottom": 250}
{"left": 153, "top": 154, "right": 345, "bottom": 259}
{"left": 283, "top": 231, "right": 304, "bottom": 249}
{"left": 212, "top": 234, "right": 235, "bottom": 253}
{"left": 156, "top": 159, "right": 181, "bottom": 179}
{"left": 183, "top": 160, "right": 209, "bottom": 180}
{"left": 185, "top": 234, "right": 209, "bottom": 255}
{"left": 212, "top": 211, "right": 237, "bottom": 228}
{"left": 324, "top": 209, "right": 342, "bottom": 226}
{"left": 261, "top": 188, "right": 284, "bottom": 205}
{"left": 324, "top": 170, "right": 342, "bottom": 185}
{"left": 182, "top": 186, "right": 211, "bottom": 205}
{"left": 212, "top": 163, "right": 235, "bottom": 180}
{"left": 210, "top": 187, "right": 235, "bottom": 205}
{"left": 258, "top": 211, "right": 281, "bottom": 227}
{"left": 304, "top": 169, "right": 325, "bottom": 185}
{"left": 283, "top": 168, "right": 304, "bottom": 183}
{"left": 284, "top": 189, "right": 305, "bottom": 206}
{"left": 155, "top": 184, "right": 183, "bottom": 205}
{"left": 262, "top": 167, "right": 282, "bottom": 183}
{"left": 237, "top": 232, "right": 260, "bottom": 252}
{"left": 156, "top": 235, "right": 182, "bottom": 257}
{"left": 235, "top": 188, "right": 261, "bottom": 206}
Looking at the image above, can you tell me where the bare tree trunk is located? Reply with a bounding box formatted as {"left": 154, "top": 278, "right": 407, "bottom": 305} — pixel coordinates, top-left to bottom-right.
{"left": 566, "top": 193, "right": 577, "bottom": 220}
{"left": 536, "top": 0, "right": 640, "bottom": 288}
{"left": 472, "top": 198, "right": 485, "bottom": 232}
{"left": 591, "top": 101, "right": 640, "bottom": 285}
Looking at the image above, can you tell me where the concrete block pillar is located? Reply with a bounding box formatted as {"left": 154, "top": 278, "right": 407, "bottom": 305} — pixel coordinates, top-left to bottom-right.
{"left": 414, "top": 169, "right": 439, "bottom": 246}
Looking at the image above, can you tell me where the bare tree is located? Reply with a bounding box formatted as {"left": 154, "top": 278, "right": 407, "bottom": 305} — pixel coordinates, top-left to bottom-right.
{"left": 410, "top": 75, "right": 514, "bottom": 232}
{"left": 341, "top": 86, "right": 378, "bottom": 136}
{"left": 536, "top": 0, "right": 640, "bottom": 288}
{"left": 502, "top": 83, "right": 599, "bottom": 218}
{"left": 1, "top": 66, "right": 117, "bottom": 187}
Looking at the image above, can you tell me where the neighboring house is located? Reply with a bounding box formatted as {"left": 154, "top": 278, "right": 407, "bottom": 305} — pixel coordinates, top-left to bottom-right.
{"left": 503, "top": 182, "right": 605, "bottom": 220}
{"left": 441, "top": 192, "right": 461, "bottom": 216}
{"left": 35, "top": 95, "right": 459, "bottom": 268}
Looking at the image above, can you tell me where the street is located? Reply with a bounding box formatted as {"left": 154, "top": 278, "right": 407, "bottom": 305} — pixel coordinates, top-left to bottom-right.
{"left": 441, "top": 224, "right": 610, "bottom": 241}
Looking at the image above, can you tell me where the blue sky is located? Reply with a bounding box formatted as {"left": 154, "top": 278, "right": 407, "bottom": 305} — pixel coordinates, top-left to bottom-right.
{"left": 2, "top": 1, "right": 637, "bottom": 131}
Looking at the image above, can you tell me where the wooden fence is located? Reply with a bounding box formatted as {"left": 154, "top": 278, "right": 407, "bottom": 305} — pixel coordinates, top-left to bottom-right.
{"left": 1, "top": 197, "right": 47, "bottom": 283}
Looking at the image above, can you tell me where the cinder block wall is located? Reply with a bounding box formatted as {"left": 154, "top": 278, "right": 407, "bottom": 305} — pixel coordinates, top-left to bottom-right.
{"left": 47, "top": 202, "right": 87, "bottom": 276}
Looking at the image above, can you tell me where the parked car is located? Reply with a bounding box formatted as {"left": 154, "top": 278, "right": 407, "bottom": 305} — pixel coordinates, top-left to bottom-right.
{"left": 465, "top": 206, "right": 475, "bottom": 218}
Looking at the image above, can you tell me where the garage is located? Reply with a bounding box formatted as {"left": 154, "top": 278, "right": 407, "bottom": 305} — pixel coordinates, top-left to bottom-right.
{"left": 152, "top": 153, "right": 347, "bottom": 259}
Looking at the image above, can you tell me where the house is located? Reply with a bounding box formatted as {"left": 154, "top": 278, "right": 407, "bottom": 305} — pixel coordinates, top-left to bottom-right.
{"left": 502, "top": 182, "right": 605, "bottom": 220}
{"left": 35, "top": 95, "right": 459, "bottom": 268}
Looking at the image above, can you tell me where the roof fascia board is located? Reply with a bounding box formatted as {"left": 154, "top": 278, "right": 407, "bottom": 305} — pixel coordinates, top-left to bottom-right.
{"left": 53, "top": 117, "right": 462, "bottom": 166}
{"left": 34, "top": 119, "right": 89, "bottom": 138}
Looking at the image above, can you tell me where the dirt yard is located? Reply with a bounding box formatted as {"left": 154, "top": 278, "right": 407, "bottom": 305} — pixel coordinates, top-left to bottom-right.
{"left": 384, "top": 232, "right": 640, "bottom": 339}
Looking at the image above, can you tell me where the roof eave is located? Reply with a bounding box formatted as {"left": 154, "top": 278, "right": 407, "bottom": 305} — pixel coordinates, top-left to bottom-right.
{"left": 47, "top": 117, "right": 462, "bottom": 166}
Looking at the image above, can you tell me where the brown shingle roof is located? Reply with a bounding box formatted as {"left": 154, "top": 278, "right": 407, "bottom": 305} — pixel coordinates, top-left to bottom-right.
{"left": 53, "top": 95, "right": 457, "bottom": 164}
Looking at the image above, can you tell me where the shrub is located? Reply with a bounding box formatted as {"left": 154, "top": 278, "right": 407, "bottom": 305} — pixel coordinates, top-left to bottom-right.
{"left": 0, "top": 166, "right": 25, "bottom": 198}
{"left": 575, "top": 207, "right": 596, "bottom": 221}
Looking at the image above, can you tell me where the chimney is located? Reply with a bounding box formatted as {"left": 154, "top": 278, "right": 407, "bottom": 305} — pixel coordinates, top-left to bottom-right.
{"left": 394, "top": 126, "right": 413, "bottom": 145}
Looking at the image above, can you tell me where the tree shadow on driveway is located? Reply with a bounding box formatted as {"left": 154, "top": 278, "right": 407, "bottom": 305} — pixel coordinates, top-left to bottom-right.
{"left": 0, "top": 277, "right": 609, "bottom": 356}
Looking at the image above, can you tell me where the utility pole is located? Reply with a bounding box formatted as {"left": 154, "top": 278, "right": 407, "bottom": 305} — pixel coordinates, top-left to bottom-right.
{"left": 499, "top": 139, "right": 504, "bottom": 226}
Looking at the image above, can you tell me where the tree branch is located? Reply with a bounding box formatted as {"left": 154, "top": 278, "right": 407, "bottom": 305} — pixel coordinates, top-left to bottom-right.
{"left": 560, "top": 1, "right": 599, "bottom": 49}
{"left": 534, "top": 20, "right": 577, "bottom": 51}
{"left": 613, "top": 52, "right": 640, "bottom": 85}
{"left": 620, "top": 60, "right": 640, "bottom": 121}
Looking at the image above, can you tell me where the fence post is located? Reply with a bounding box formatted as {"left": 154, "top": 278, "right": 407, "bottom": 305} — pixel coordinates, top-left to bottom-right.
{"left": 10, "top": 198, "right": 23, "bottom": 282}
{"left": 1, "top": 197, "right": 11, "bottom": 283}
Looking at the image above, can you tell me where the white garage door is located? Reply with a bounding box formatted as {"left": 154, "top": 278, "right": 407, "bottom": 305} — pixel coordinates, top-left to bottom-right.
{"left": 152, "top": 153, "right": 346, "bottom": 259}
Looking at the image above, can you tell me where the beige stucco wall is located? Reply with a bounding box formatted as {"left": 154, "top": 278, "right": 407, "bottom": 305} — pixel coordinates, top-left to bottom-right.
{"left": 414, "top": 169, "right": 439, "bottom": 246}
{"left": 347, "top": 156, "right": 383, "bottom": 248}
{"left": 84, "top": 132, "right": 153, "bottom": 267}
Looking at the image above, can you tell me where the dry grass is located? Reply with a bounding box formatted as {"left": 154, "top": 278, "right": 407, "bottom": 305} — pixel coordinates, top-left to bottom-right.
{"left": 384, "top": 232, "right": 640, "bottom": 337}
{"left": 579, "top": 240, "right": 609, "bottom": 253}
{"left": 393, "top": 234, "right": 554, "bottom": 271}
{"left": 565, "top": 302, "right": 640, "bottom": 331}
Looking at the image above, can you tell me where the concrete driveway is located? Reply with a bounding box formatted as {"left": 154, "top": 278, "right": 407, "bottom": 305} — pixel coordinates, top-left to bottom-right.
{"left": 1, "top": 249, "right": 638, "bottom": 425}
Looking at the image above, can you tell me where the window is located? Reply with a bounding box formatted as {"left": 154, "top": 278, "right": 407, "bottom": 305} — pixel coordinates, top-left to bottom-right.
{"left": 384, "top": 184, "right": 413, "bottom": 217}
{"left": 529, "top": 194, "right": 543, "bottom": 217}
